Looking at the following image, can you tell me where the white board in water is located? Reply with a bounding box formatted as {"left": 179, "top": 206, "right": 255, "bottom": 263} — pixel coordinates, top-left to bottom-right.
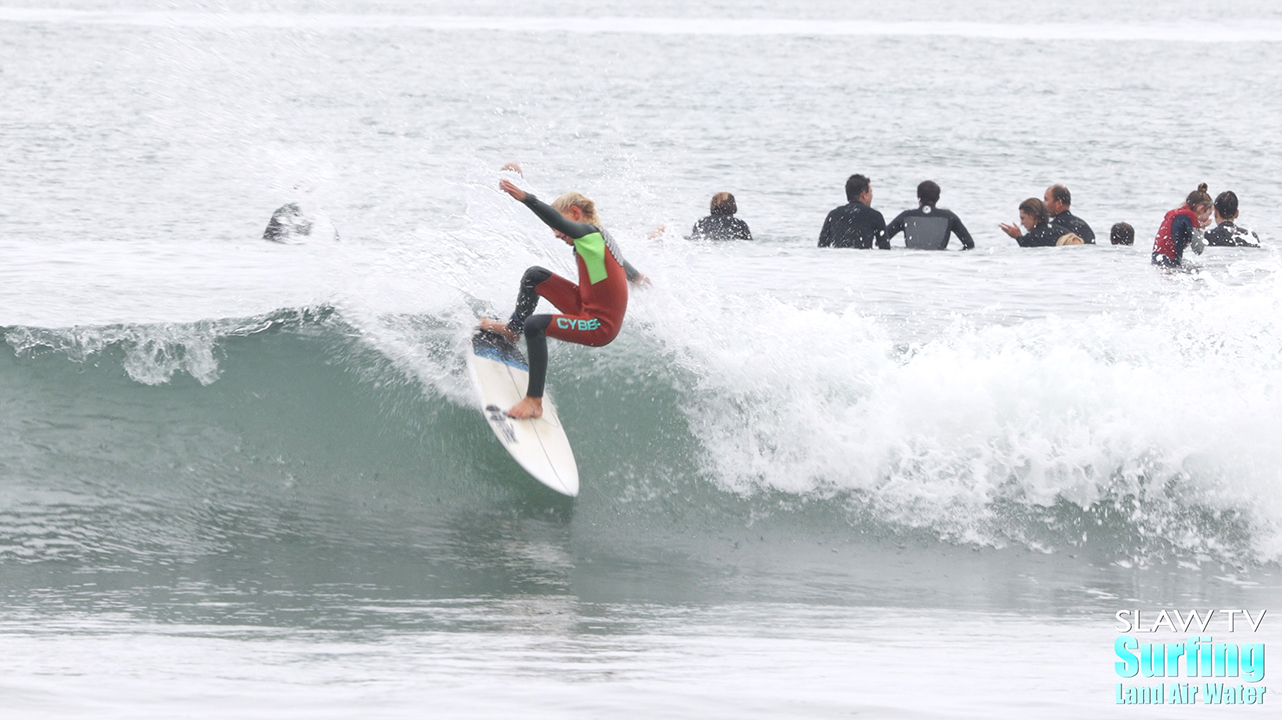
{"left": 465, "top": 330, "right": 579, "bottom": 497}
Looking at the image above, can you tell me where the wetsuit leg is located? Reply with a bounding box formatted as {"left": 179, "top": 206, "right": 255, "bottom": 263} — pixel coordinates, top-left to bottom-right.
{"left": 520, "top": 311, "right": 619, "bottom": 399}
{"left": 505, "top": 267, "right": 582, "bottom": 335}
{"left": 505, "top": 267, "right": 585, "bottom": 400}
{"left": 522, "top": 315, "right": 553, "bottom": 398}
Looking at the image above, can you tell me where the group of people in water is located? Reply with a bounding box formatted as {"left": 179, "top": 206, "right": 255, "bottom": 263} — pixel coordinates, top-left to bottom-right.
{"left": 474, "top": 165, "right": 1264, "bottom": 420}
{"left": 691, "top": 174, "right": 1262, "bottom": 266}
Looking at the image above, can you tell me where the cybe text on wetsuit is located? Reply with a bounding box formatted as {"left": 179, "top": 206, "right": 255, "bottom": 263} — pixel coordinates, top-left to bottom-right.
{"left": 1113, "top": 609, "right": 1268, "bottom": 705}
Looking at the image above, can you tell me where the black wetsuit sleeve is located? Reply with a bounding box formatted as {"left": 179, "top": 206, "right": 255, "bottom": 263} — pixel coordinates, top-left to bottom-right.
{"left": 520, "top": 192, "right": 598, "bottom": 240}
{"left": 621, "top": 258, "right": 641, "bottom": 282}
{"left": 736, "top": 219, "right": 752, "bottom": 241}
{"left": 885, "top": 211, "right": 907, "bottom": 240}
{"left": 950, "top": 213, "right": 974, "bottom": 250}
{"left": 1171, "top": 215, "right": 1194, "bottom": 256}
{"left": 874, "top": 211, "right": 889, "bottom": 250}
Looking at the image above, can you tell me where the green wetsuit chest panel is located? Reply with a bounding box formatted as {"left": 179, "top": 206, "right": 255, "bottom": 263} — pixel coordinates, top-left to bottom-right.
{"left": 574, "top": 232, "right": 609, "bottom": 284}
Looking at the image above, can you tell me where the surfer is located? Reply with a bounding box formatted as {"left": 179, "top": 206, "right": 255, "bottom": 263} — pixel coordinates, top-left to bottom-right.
{"left": 884, "top": 180, "right": 974, "bottom": 250}
{"left": 1000, "top": 198, "right": 1063, "bottom": 247}
{"left": 1152, "top": 184, "right": 1213, "bottom": 267}
{"left": 818, "top": 174, "right": 889, "bottom": 249}
{"left": 690, "top": 192, "right": 752, "bottom": 241}
{"left": 480, "top": 179, "right": 645, "bottom": 419}
{"left": 1205, "top": 191, "right": 1262, "bottom": 247}
{"left": 1043, "top": 185, "right": 1095, "bottom": 243}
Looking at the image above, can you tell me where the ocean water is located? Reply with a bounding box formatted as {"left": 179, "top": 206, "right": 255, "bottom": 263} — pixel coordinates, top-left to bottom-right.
{"left": 2, "top": 1, "right": 1282, "bottom": 717}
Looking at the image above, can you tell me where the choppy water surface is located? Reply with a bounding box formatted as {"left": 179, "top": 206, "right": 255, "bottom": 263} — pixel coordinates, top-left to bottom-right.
{"left": 2, "top": 1, "right": 1281, "bottom": 717}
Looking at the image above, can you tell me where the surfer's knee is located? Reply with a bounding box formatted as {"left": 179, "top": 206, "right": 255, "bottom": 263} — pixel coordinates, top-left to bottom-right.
{"left": 522, "top": 314, "right": 551, "bottom": 338}
{"left": 521, "top": 266, "right": 553, "bottom": 288}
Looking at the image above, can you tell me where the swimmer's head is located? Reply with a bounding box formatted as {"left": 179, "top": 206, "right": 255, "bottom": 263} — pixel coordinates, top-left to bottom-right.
{"left": 1185, "top": 183, "right": 1213, "bottom": 211}
{"left": 1044, "top": 184, "right": 1072, "bottom": 214}
{"left": 1018, "top": 197, "right": 1048, "bottom": 229}
{"left": 917, "top": 181, "right": 941, "bottom": 207}
{"left": 1186, "top": 183, "right": 1213, "bottom": 225}
{"left": 1110, "top": 222, "right": 1135, "bottom": 246}
{"left": 551, "top": 192, "right": 600, "bottom": 226}
{"left": 1214, "top": 191, "right": 1239, "bottom": 221}
{"left": 845, "top": 174, "right": 872, "bottom": 203}
{"left": 710, "top": 192, "right": 737, "bottom": 215}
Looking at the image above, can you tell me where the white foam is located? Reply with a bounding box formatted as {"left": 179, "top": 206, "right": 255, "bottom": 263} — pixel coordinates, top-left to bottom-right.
{"left": 2, "top": 9, "right": 1281, "bottom": 44}
{"left": 629, "top": 243, "right": 1282, "bottom": 560}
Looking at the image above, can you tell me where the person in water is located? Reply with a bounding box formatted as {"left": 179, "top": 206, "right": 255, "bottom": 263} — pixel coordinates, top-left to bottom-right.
{"left": 480, "top": 179, "right": 646, "bottom": 419}
{"left": 1110, "top": 222, "right": 1135, "bottom": 246}
{"left": 690, "top": 192, "right": 752, "bottom": 241}
{"left": 1000, "top": 198, "right": 1063, "bottom": 247}
{"left": 884, "top": 180, "right": 974, "bottom": 250}
{"left": 1205, "top": 191, "right": 1262, "bottom": 247}
{"left": 1152, "top": 183, "right": 1213, "bottom": 267}
{"left": 818, "top": 174, "right": 889, "bottom": 249}
{"left": 1043, "top": 184, "right": 1095, "bottom": 243}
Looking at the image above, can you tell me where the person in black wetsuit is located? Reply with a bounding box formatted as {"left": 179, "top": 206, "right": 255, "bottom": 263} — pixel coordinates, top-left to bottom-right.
{"left": 1000, "top": 198, "right": 1062, "bottom": 247}
{"left": 1205, "top": 191, "right": 1262, "bottom": 247}
{"left": 818, "top": 174, "right": 889, "bottom": 249}
{"left": 884, "top": 181, "right": 974, "bottom": 250}
{"left": 690, "top": 192, "right": 752, "bottom": 241}
{"left": 1044, "top": 184, "right": 1095, "bottom": 244}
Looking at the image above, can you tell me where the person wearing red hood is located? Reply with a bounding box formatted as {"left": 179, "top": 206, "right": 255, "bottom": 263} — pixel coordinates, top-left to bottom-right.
{"left": 1152, "top": 184, "right": 1214, "bottom": 267}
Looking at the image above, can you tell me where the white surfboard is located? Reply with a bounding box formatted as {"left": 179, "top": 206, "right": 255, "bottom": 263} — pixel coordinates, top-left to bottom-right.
{"left": 465, "top": 330, "right": 579, "bottom": 497}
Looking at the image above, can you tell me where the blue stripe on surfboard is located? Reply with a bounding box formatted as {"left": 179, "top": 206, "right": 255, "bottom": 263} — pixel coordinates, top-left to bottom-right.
{"left": 474, "top": 344, "right": 529, "bottom": 371}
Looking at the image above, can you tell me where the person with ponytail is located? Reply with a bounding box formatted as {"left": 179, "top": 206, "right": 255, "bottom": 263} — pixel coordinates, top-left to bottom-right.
{"left": 480, "top": 178, "right": 646, "bottom": 419}
{"left": 1151, "top": 183, "right": 1213, "bottom": 266}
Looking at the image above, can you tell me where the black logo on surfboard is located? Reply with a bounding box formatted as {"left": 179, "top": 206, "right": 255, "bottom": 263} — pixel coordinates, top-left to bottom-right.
{"left": 485, "top": 404, "right": 518, "bottom": 444}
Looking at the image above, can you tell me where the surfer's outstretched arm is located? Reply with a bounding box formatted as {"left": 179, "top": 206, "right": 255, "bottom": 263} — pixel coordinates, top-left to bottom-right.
{"left": 501, "top": 178, "right": 649, "bottom": 285}
{"left": 500, "top": 179, "right": 596, "bottom": 239}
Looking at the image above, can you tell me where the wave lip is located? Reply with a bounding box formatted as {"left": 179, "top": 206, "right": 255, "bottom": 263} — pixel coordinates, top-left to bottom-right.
{"left": 2, "top": 9, "right": 1281, "bottom": 43}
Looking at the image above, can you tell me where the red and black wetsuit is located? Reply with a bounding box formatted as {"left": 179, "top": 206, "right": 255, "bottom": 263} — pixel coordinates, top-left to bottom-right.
{"left": 505, "top": 193, "right": 640, "bottom": 398}
{"left": 1152, "top": 207, "right": 1199, "bottom": 266}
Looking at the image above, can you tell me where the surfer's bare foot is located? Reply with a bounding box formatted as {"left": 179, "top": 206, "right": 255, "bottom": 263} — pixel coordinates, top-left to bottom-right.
{"left": 478, "top": 317, "right": 517, "bottom": 343}
{"left": 507, "top": 396, "right": 543, "bottom": 419}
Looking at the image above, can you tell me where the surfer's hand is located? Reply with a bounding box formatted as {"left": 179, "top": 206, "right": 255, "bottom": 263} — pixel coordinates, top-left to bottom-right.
{"left": 500, "top": 162, "right": 523, "bottom": 176}
{"left": 499, "top": 179, "right": 527, "bottom": 202}
{"left": 630, "top": 273, "right": 652, "bottom": 288}
{"left": 999, "top": 222, "right": 1022, "bottom": 239}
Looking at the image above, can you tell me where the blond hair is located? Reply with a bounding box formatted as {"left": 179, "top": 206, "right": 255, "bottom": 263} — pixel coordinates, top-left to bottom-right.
{"left": 551, "top": 192, "right": 600, "bottom": 226}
